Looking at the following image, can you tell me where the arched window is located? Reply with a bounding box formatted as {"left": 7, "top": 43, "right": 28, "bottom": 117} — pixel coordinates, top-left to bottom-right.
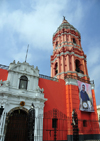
{"left": 75, "top": 59, "right": 84, "bottom": 74}
{"left": 75, "top": 59, "right": 80, "bottom": 72}
{"left": 55, "top": 62, "right": 58, "bottom": 75}
{"left": 56, "top": 41, "right": 58, "bottom": 46}
{"left": 73, "top": 38, "right": 76, "bottom": 44}
{"left": 19, "top": 76, "right": 28, "bottom": 89}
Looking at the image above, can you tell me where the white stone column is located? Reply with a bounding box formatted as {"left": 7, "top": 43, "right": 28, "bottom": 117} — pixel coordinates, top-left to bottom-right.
{"left": 34, "top": 106, "right": 39, "bottom": 141}
{"left": 38, "top": 106, "right": 44, "bottom": 141}
{"left": 34, "top": 104, "right": 44, "bottom": 141}
{"left": 0, "top": 110, "right": 6, "bottom": 141}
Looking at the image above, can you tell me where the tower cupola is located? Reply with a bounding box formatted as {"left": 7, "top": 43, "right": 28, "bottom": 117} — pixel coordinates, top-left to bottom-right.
{"left": 51, "top": 17, "right": 89, "bottom": 80}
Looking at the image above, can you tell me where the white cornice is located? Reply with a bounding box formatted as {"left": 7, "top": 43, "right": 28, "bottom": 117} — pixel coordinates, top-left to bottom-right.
{"left": 55, "top": 71, "right": 89, "bottom": 78}
{"left": 53, "top": 41, "right": 82, "bottom": 51}
{"left": 53, "top": 32, "right": 80, "bottom": 43}
{"left": 8, "top": 69, "right": 39, "bottom": 78}
{"left": 65, "top": 78, "right": 78, "bottom": 86}
{"left": 0, "top": 86, "right": 47, "bottom": 102}
{"left": 51, "top": 51, "right": 86, "bottom": 63}
{"left": 0, "top": 91, "right": 47, "bottom": 102}
{"left": 8, "top": 61, "right": 39, "bottom": 78}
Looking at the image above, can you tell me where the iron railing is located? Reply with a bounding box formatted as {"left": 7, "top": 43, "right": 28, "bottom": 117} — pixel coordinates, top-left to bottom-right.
{"left": 39, "top": 74, "right": 58, "bottom": 82}
{"left": 0, "top": 64, "right": 94, "bottom": 84}
{"left": 64, "top": 74, "right": 94, "bottom": 84}
{"left": 0, "top": 64, "right": 9, "bottom": 70}
{"left": 0, "top": 110, "right": 100, "bottom": 141}
{"left": 75, "top": 68, "right": 84, "bottom": 74}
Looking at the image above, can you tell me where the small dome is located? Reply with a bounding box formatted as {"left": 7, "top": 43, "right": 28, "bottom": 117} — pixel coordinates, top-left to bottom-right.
{"left": 53, "top": 18, "right": 80, "bottom": 37}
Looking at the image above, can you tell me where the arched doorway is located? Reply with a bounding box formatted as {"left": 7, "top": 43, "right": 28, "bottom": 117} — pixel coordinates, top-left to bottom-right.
{"left": 5, "top": 109, "right": 28, "bottom": 141}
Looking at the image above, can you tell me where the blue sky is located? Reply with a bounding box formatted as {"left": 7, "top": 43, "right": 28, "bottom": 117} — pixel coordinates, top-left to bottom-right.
{"left": 0, "top": 0, "right": 100, "bottom": 105}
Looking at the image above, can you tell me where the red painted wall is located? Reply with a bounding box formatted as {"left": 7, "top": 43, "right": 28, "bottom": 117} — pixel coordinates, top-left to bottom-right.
{"left": 39, "top": 78, "right": 99, "bottom": 140}
{"left": 39, "top": 78, "right": 66, "bottom": 114}
{"left": 0, "top": 68, "right": 99, "bottom": 139}
{"left": 0, "top": 69, "right": 8, "bottom": 81}
{"left": 39, "top": 78, "right": 67, "bottom": 140}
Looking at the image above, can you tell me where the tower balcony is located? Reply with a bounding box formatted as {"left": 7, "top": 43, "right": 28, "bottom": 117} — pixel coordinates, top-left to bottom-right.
{"left": 64, "top": 74, "right": 94, "bottom": 84}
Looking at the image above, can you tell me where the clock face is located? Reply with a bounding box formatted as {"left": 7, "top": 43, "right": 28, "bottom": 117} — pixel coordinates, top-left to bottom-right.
{"left": 82, "top": 102, "right": 88, "bottom": 109}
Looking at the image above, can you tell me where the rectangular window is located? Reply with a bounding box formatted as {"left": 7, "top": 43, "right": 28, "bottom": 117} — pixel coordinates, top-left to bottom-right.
{"left": 52, "top": 118, "right": 58, "bottom": 128}
{"left": 83, "top": 120, "right": 87, "bottom": 127}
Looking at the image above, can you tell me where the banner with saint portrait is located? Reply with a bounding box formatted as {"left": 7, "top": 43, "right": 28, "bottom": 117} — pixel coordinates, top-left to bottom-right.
{"left": 77, "top": 80, "right": 94, "bottom": 112}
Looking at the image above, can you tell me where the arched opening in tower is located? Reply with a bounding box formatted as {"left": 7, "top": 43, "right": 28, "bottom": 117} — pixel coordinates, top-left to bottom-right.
{"left": 75, "top": 59, "right": 84, "bottom": 74}
{"left": 56, "top": 41, "right": 58, "bottom": 46}
{"left": 73, "top": 38, "right": 76, "bottom": 44}
{"left": 55, "top": 62, "right": 58, "bottom": 75}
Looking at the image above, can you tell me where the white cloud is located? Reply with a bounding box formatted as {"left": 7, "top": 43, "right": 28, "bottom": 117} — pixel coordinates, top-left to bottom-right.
{"left": 87, "top": 42, "right": 100, "bottom": 105}
{"left": 0, "top": 0, "right": 100, "bottom": 104}
{"left": 0, "top": 1, "right": 65, "bottom": 49}
{"left": 87, "top": 43, "right": 100, "bottom": 67}
{"left": 0, "top": 0, "right": 86, "bottom": 52}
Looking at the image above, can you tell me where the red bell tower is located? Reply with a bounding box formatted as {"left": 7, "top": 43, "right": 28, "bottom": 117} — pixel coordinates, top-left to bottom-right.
{"left": 50, "top": 17, "right": 99, "bottom": 140}
{"left": 51, "top": 17, "right": 89, "bottom": 80}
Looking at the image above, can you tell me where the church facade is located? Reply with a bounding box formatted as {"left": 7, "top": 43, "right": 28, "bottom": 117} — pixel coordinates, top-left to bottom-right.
{"left": 0, "top": 18, "right": 100, "bottom": 141}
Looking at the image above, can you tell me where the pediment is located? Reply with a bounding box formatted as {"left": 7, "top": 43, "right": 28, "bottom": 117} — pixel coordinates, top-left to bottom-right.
{"left": 8, "top": 60, "right": 39, "bottom": 77}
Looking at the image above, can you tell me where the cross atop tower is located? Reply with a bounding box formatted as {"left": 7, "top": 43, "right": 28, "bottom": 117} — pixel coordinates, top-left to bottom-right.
{"left": 63, "top": 16, "right": 65, "bottom": 20}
